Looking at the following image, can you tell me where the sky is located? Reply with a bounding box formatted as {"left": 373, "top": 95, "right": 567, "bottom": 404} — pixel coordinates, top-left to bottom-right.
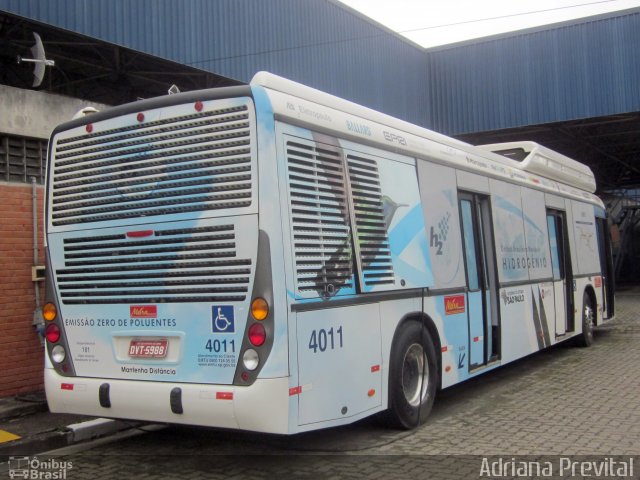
{"left": 336, "top": 0, "right": 640, "bottom": 48}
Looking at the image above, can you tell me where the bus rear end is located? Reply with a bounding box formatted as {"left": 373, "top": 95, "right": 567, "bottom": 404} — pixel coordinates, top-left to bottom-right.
{"left": 43, "top": 88, "right": 289, "bottom": 433}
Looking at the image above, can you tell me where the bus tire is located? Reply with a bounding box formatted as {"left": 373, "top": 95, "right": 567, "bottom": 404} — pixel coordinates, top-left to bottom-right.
{"left": 381, "top": 321, "right": 437, "bottom": 429}
{"left": 576, "top": 292, "right": 595, "bottom": 347}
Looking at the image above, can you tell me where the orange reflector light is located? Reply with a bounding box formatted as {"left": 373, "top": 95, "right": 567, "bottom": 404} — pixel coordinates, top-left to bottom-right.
{"left": 136, "top": 112, "right": 145, "bottom": 122}
{"left": 445, "top": 365, "right": 452, "bottom": 373}
{"left": 43, "top": 303, "right": 57, "bottom": 321}
{"left": 368, "top": 389, "right": 376, "bottom": 397}
{"left": 194, "top": 101, "right": 204, "bottom": 112}
{"left": 251, "top": 297, "right": 269, "bottom": 321}
{"left": 289, "top": 386, "right": 302, "bottom": 396}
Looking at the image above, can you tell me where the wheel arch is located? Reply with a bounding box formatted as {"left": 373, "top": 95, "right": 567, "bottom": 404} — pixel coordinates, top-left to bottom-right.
{"left": 583, "top": 284, "right": 598, "bottom": 325}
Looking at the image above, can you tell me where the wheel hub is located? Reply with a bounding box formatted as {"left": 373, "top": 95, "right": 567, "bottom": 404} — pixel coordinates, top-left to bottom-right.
{"left": 402, "top": 343, "right": 429, "bottom": 407}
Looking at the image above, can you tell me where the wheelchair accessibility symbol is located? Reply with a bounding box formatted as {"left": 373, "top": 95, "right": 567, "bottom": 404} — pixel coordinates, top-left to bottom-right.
{"left": 212, "top": 306, "right": 235, "bottom": 333}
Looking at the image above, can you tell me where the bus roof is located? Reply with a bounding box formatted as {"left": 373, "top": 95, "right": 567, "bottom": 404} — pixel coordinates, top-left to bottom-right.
{"left": 251, "top": 72, "right": 599, "bottom": 199}
{"left": 478, "top": 142, "right": 596, "bottom": 193}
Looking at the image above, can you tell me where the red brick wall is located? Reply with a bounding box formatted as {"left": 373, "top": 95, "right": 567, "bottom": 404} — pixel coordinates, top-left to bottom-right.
{"left": 0, "top": 182, "right": 45, "bottom": 397}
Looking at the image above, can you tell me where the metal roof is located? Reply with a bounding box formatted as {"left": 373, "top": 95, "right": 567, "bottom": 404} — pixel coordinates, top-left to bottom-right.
{"left": 424, "top": 8, "right": 640, "bottom": 135}
{"left": 0, "top": 0, "right": 430, "bottom": 126}
{"left": 1, "top": 2, "right": 639, "bottom": 190}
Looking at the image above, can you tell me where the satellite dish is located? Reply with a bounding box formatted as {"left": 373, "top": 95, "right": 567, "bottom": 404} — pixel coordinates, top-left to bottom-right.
{"left": 16, "top": 32, "right": 55, "bottom": 88}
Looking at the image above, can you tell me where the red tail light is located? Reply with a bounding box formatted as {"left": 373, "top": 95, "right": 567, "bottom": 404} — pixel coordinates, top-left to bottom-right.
{"left": 46, "top": 323, "right": 61, "bottom": 343}
{"left": 248, "top": 323, "right": 266, "bottom": 346}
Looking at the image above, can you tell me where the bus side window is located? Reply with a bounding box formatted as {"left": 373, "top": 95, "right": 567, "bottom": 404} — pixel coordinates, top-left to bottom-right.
{"left": 547, "top": 214, "right": 561, "bottom": 280}
{"left": 461, "top": 199, "right": 479, "bottom": 291}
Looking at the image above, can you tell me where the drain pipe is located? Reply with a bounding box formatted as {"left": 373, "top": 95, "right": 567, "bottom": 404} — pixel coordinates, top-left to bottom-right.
{"left": 32, "top": 176, "right": 45, "bottom": 343}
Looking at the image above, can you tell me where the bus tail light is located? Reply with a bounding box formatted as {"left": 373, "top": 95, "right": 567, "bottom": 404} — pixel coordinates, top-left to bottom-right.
{"left": 233, "top": 234, "right": 274, "bottom": 386}
{"left": 45, "top": 323, "right": 61, "bottom": 343}
{"left": 251, "top": 297, "right": 269, "bottom": 321}
{"left": 51, "top": 345, "right": 66, "bottom": 363}
{"left": 43, "top": 302, "right": 57, "bottom": 321}
{"left": 248, "top": 323, "right": 266, "bottom": 347}
{"left": 243, "top": 349, "right": 259, "bottom": 371}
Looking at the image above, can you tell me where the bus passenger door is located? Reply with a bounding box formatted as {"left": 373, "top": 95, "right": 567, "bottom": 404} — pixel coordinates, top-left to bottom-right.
{"left": 596, "top": 217, "right": 615, "bottom": 319}
{"left": 547, "top": 211, "right": 574, "bottom": 336}
{"left": 460, "top": 193, "right": 500, "bottom": 369}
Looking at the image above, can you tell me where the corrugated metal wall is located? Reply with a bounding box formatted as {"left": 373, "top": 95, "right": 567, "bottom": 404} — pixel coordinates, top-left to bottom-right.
{"left": 424, "top": 10, "right": 640, "bottom": 135}
{"left": 0, "top": 0, "right": 429, "bottom": 126}
{"left": 2, "top": 2, "right": 639, "bottom": 136}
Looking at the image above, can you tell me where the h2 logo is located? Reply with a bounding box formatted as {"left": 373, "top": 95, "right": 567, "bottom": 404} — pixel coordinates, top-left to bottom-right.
{"left": 430, "top": 212, "right": 451, "bottom": 256}
{"left": 430, "top": 227, "right": 443, "bottom": 255}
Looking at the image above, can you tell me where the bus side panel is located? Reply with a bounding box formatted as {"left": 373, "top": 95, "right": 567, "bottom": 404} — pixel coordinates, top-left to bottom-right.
{"left": 570, "top": 200, "right": 601, "bottom": 277}
{"left": 569, "top": 200, "right": 602, "bottom": 327}
{"left": 417, "top": 160, "right": 466, "bottom": 291}
{"left": 537, "top": 282, "right": 556, "bottom": 346}
{"left": 490, "top": 180, "right": 529, "bottom": 285}
{"left": 295, "top": 303, "right": 382, "bottom": 426}
{"left": 499, "top": 286, "right": 537, "bottom": 362}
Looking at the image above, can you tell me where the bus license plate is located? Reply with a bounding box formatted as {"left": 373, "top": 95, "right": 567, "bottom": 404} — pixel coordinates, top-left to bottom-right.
{"left": 128, "top": 339, "right": 168, "bottom": 358}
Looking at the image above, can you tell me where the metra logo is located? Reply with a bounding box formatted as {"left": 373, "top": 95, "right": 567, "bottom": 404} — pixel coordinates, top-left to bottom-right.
{"left": 130, "top": 305, "right": 157, "bottom": 318}
{"left": 501, "top": 290, "right": 525, "bottom": 306}
{"left": 444, "top": 295, "right": 465, "bottom": 315}
{"left": 346, "top": 120, "right": 372, "bottom": 136}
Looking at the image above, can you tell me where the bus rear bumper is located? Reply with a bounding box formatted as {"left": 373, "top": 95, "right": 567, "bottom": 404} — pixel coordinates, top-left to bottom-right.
{"left": 45, "top": 368, "right": 291, "bottom": 434}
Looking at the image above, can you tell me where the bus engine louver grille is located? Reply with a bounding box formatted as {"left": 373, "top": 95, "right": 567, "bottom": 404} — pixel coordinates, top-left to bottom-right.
{"left": 346, "top": 153, "right": 395, "bottom": 287}
{"left": 286, "top": 140, "right": 355, "bottom": 298}
{"left": 56, "top": 225, "right": 251, "bottom": 304}
{"left": 50, "top": 104, "right": 254, "bottom": 226}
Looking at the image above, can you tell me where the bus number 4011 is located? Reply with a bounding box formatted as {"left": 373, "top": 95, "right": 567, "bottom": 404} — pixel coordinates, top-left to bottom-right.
{"left": 308, "top": 326, "right": 343, "bottom": 353}
{"left": 205, "top": 339, "right": 235, "bottom": 353}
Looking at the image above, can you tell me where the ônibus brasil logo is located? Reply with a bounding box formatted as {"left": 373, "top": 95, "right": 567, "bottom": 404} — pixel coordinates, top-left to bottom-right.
{"left": 8, "top": 456, "right": 73, "bottom": 479}
{"left": 130, "top": 305, "right": 157, "bottom": 318}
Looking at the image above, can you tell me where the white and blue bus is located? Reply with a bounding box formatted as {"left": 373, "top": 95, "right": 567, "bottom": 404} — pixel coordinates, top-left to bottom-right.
{"left": 42, "top": 73, "right": 615, "bottom": 433}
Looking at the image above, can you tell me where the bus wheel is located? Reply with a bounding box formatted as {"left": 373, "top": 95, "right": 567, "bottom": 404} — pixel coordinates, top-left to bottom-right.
{"left": 382, "top": 321, "right": 437, "bottom": 429}
{"left": 576, "top": 292, "right": 595, "bottom": 347}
